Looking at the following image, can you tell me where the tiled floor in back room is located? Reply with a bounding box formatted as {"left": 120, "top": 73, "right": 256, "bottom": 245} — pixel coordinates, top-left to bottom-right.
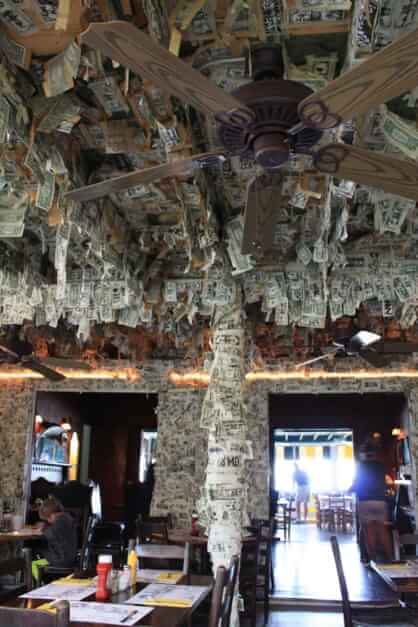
{"left": 271, "top": 522, "right": 398, "bottom": 604}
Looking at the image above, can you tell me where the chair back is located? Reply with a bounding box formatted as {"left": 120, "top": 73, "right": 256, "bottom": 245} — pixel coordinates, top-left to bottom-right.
{"left": 392, "top": 530, "right": 418, "bottom": 561}
{"left": 137, "top": 543, "right": 190, "bottom": 574}
{"left": 89, "top": 519, "right": 125, "bottom": 569}
{"left": 138, "top": 514, "right": 173, "bottom": 528}
{"left": 330, "top": 535, "right": 353, "bottom": 627}
{"left": 209, "top": 555, "right": 239, "bottom": 627}
{"left": 254, "top": 519, "right": 274, "bottom": 588}
{"left": 137, "top": 520, "right": 169, "bottom": 544}
{"left": 0, "top": 547, "right": 32, "bottom": 598}
{"left": 0, "top": 600, "right": 69, "bottom": 626}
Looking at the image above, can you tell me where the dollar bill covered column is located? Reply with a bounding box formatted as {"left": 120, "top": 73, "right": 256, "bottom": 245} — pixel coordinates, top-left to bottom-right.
{"left": 197, "top": 290, "right": 252, "bottom": 627}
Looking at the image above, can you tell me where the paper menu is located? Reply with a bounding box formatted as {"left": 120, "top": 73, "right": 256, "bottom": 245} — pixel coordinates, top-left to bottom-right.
{"left": 68, "top": 602, "right": 153, "bottom": 625}
{"left": 125, "top": 584, "right": 210, "bottom": 608}
{"left": 137, "top": 569, "right": 184, "bottom": 584}
{"left": 21, "top": 582, "right": 96, "bottom": 601}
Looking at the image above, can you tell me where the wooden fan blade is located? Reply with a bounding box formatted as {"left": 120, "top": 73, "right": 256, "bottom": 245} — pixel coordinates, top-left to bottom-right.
{"left": 82, "top": 21, "right": 242, "bottom": 117}
{"left": 297, "top": 27, "right": 418, "bottom": 130}
{"left": 359, "top": 349, "right": 388, "bottom": 368}
{"left": 313, "top": 144, "right": 418, "bottom": 201}
{"left": 295, "top": 350, "right": 339, "bottom": 369}
{"left": 0, "top": 343, "right": 19, "bottom": 360}
{"left": 43, "top": 357, "right": 92, "bottom": 370}
{"left": 241, "top": 174, "right": 283, "bottom": 255}
{"left": 21, "top": 357, "right": 66, "bottom": 381}
{"left": 65, "top": 152, "right": 220, "bottom": 202}
{"left": 374, "top": 341, "right": 418, "bottom": 354}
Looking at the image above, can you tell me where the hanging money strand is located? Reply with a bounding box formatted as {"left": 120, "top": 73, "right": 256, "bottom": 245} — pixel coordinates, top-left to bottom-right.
{"left": 198, "top": 287, "right": 252, "bottom": 627}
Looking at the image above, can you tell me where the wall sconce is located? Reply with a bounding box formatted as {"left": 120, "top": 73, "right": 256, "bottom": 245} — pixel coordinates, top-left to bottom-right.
{"left": 392, "top": 428, "right": 401, "bottom": 437}
{"left": 34, "top": 414, "right": 43, "bottom": 433}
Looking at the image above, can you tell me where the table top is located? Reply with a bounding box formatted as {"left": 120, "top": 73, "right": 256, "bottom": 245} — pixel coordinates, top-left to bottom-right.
{"left": 168, "top": 529, "right": 207, "bottom": 546}
{"left": 24, "top": 575, "right": 212, "bottom": 627}
{"left": 370, "top": 559, "right": 418, "bottom": 593}
{"left": 0, "top": 527, "right": 42, "bottom": 543}
{"left": 168, "top": 528, "right": 255, "bottom": 546}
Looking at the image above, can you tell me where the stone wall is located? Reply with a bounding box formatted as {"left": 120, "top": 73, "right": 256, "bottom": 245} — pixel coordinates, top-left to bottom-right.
{"left": 0, "top": 363, "right": 417, "bottom": 531}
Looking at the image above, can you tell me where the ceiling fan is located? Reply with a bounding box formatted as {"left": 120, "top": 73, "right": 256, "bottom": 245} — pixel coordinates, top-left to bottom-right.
{"left": 0, "top": 333, "right": 91, "bottom": 381}
{"left": 65, "top": 21, "right": 418, "bottom": 256}
{"left": 295, "top": 331, "right": 418, "bottom": 369}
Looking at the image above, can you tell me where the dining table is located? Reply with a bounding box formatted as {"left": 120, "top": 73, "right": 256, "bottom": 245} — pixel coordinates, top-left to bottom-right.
{"left": 21, "top": 574, "right": 213, "bottom": 627}
{"left": 370, "top": 559, "right": 418, "bottom": 594}
{"left": 0, "top": 527, "right": 43, "bottom": 543}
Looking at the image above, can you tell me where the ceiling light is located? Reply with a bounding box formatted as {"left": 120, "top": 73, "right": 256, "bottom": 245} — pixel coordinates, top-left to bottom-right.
{"left": 350, "top": 331, "right": 381, "bottom": 351}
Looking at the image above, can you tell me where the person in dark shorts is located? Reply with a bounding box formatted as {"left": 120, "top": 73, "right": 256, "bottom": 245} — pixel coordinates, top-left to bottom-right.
{"left": 293, "top": 463, "right": 310, "bottom": 522}
{"left": 32, "top": 496, "right": 77, "bottom": 582}
{"left": 351, "top": 443, "right": 392, "bottom": 562}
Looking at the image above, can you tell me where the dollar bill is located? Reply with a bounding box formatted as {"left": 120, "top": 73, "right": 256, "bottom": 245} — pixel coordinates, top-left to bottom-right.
{"left": 43, "top": 41, "right": 81, "bottom": 98}
{"left": 400, "top": 301, "right": 417, "bottom": 329}
{"left": 0, "top": 28, "right": 31, "bottom": 69}
{"left": 35, "top": 94, "right": 81, "bottom": 134}
{"left": 0, "top": 2, "right": 37, "bottom": 33}
{"left": 0, "top": 95, "right": 11, "bottom": 144}
{"left": 0, "top": 222, "right": 24, "bottom": 237}
{"left": 380, "top": 104, "right": 418, "bottom": 161}
{"left": 35, "top": 172, "right": 55, "bottom": 211}
{"left": 89, "top": 76, "right": 130, "bottom": 117}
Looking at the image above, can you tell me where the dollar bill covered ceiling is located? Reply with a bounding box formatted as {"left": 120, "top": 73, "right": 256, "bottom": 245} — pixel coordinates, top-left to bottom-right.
{"left": 0, "top": 0, "right": 417, "bottom": 367}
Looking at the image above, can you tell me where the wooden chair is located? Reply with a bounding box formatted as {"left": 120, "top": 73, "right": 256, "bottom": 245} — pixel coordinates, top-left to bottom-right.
{"left": 0, "top": 600, "right": 70, "bottom": 626}
{"left": 239, "top": 532, "right": 260, "bottom": 627}
{"left": 137, "top": 542, "right": 190, "bottom": 574}
{"left": 274, "top": 502, "right": 291, "bottom": 541}
{"left": 208, "top": 555, "right": 239, "bottom": 627}
{"left": 0, "top": 548, "right": 32, "bottom": 602}
{"left": 137, "top": 520, "right": 169, "bottom": 544}
{"left": 138, "top": 513, "right": 174, "bottom": 528}
{"left": 393, "top": 531, "right": 418, "bottom": 561}
{"left": 330, "top": 535, "right": 418, "bottom": 627}
{"left": 252, "top": 519, "right": 274, "bottom": 624}
{"left": 89, "top": 520, "right": 126, "bottom": 569}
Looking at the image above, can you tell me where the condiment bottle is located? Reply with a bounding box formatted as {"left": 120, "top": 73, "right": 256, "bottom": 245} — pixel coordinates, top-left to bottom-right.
{"left": 120, "top": 565, "right": 131, "bottom": 591}
{"left": 96, "top": 554, "right": 112, "bottom": 601}
{"left": 127, "top": 539, "right": 138, "bottom": 588}
{"left": 191, "top": 510, "right": 199, "bottom": 536}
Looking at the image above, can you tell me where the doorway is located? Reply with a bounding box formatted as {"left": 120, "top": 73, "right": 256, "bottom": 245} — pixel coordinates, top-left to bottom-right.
{"left": 29, "top": 391, "right": 158, "bottom": 534}
{"left": 269, "top": 392, "right": 414, "bottom": 604}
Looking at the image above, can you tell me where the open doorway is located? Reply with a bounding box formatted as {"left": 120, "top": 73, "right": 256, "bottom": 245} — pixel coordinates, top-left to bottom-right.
{"left": 269, "top": 392, "right": 415, "bottom": 603}
{"left": 29, "top": 391, "right": 158, "bottom": 537}
{"left": 273, "top": 428, "right": 354, "bottom": 524}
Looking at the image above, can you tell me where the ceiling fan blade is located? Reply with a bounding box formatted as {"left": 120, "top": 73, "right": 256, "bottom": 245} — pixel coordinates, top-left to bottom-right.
{"left": 21, "top": 357, "right": 66, "bottom": 381}
{"left": 295, "top": 349, "right": 340, "bottom": 369}
{"left": 65, "top": 152, "right": 223, "bottom": 202}
{"left": 313, "top": 143, "right": 418, "bottom": 202}
{"left": 359, "top": 349, "right": 388, "bottom": 369}
{"left": 374, "top": 341, "right": 418, "bottom": 354}
{"left": 241, "top": 174, "right": 283, "bottom": 255}
{"left": 0, "top": 343, "right": 20, "bottom": 360}
{"left": 296, "top": 27, "right": 418, "bottom": 130}
{"left": 42, "top": 357, "right": 92, "bottom": 370}
{"left": 82, "top": 21, "right": 242, "bottom": 117}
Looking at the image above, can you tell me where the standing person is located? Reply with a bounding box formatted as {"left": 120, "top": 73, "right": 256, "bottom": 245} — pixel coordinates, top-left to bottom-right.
{"left": 293, "top": 463, "right": 310, "bottom": 522}
{"left": 351, "top": 442, "right": 392, "bottom": 563}
{"left": 31, "top": 496, "right": 78, "bottom": 583}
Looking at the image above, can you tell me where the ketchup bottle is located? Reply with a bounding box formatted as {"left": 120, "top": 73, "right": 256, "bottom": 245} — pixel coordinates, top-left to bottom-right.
{"left": 96, "top": 555, "right": 112, "bottom": 601}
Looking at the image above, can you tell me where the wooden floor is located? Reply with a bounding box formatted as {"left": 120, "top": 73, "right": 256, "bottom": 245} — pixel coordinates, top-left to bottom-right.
{"left": 271, "top": 523, "right": 398, "bottom": 605}
{"left": 264, "top": 609, "right": 344, "bottom": 627}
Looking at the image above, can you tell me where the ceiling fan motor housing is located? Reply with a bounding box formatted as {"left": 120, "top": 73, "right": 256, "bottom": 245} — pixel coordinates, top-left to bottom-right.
{"left": 216, "top": 79, "right": 323, "bottom": 169}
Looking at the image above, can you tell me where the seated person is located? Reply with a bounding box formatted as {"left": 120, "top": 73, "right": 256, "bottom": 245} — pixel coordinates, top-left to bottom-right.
{"left": 32, "top": 496, "right": 78, "bottom": 583}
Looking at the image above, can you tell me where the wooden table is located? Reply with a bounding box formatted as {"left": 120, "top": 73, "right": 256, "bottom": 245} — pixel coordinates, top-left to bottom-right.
{"left": 23, "top": 575, "right": 212, "bottom": 627}
{"left": 168, "top": 528, "right": 255, "bottom": 545}
{"left": 168, "top": 529, "right": 208, "bottom": 546}
{"left": 0, "top": 528, "right": 43, "bottom": 543}
{"left": 370, "top": 560, "right": 418, "bottom": 594}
